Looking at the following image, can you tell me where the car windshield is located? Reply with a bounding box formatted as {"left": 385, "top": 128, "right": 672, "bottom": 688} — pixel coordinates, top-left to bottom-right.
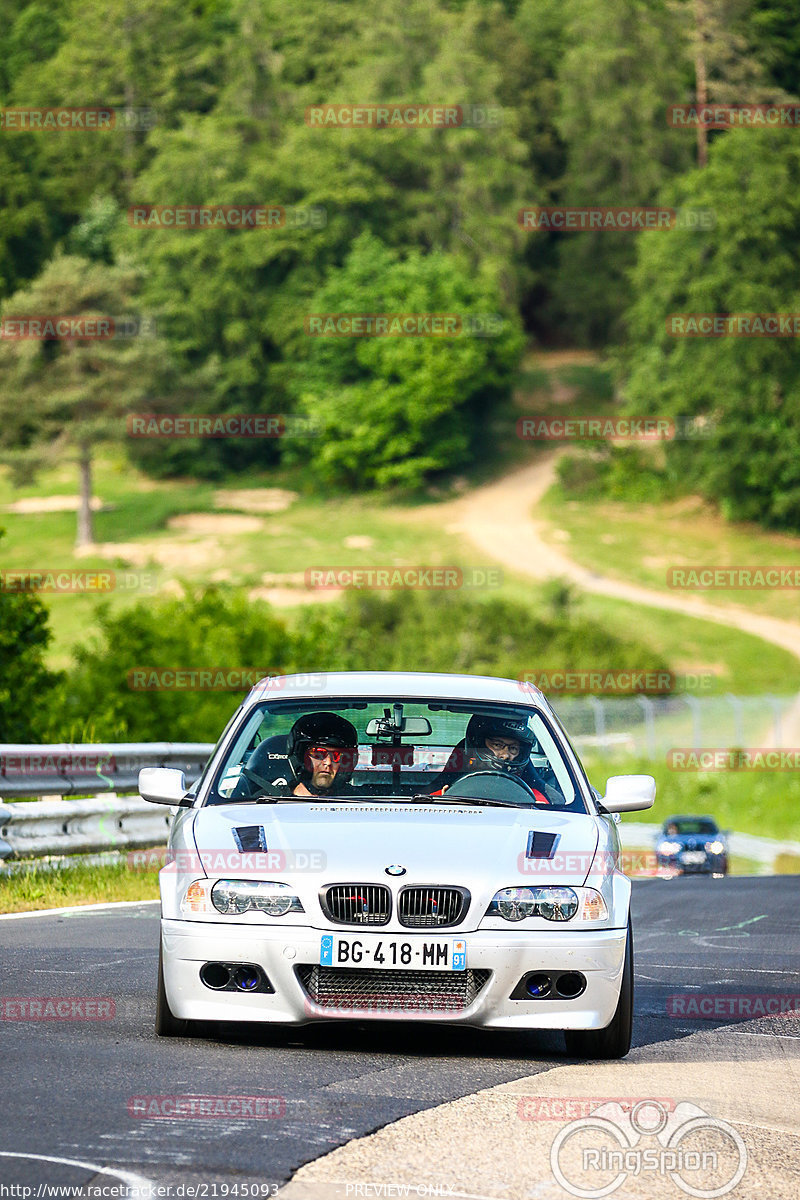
{"left": 665, "top": 819, "right": 718, "bottom": 835}
{"left": 206, "top": 698, "right": 587, "bottom": 812}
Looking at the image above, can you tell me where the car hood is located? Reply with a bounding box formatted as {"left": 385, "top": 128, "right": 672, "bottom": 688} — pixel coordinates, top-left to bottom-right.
{"left": 190, "top": 800, "right": 601, "bottom": 888}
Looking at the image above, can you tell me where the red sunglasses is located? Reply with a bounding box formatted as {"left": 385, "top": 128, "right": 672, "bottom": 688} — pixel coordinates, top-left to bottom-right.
{"left": 306, "top": 745, "right": 348, "bottom": 763}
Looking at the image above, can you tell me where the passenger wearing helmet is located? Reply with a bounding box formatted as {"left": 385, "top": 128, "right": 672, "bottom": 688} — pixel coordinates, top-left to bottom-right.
{"left": 429, "top": 714, "right": 562, "bottom": 803}
{"left": 285, "top": 711, "right": 358, "bottom": 797}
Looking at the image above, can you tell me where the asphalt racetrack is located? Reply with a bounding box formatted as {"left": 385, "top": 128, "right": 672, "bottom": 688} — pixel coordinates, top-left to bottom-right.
{"left": 1, "top": 876, "right": 798, "bottom": 1194}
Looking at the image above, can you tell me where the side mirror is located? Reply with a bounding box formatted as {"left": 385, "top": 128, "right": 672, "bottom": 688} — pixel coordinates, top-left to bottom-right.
{"left": 139, "top": 766, "right": 189, "bottom": 806}
{"left": 601, "top": 774, "right": 656, "bottom": 814}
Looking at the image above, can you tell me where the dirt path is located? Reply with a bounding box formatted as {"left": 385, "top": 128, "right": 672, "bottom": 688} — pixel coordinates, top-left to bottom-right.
{"left": 420, "top": 454, "right": 800, "bottom": 741}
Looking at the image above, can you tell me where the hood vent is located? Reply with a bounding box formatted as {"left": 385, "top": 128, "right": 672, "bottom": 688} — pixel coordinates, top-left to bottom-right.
{"left": 232, "top": 825, "right": 268, "bottom": 853}
{"left": 526, "top": 830, "right": 559, "bottom": 859}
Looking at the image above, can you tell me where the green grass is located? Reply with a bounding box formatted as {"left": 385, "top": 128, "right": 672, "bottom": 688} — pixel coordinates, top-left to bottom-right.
{"left": 585, "top": 754, "right": 800, "bottom": 843}
{"left": 0, "top": 860, "right": 160, "bottom": 913}
{"left": 541, "top": 480, "right": 800, "bottom": 627}
{"left": 2, "top": 352, "right": 799, "bottom": 698}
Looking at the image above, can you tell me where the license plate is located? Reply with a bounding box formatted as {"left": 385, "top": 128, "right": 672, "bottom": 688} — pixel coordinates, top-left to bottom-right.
{"left": 680, "top": 851, "right": 706, "bottom": 864}
{"left": 320, "top": 935, "right": 466, "bottom": 971}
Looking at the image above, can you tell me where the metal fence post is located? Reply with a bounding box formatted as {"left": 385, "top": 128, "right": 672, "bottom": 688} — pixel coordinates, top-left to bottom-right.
{"left": 637, "top": 695, "right": 656, "bottom": 759}
{"left": 725, "top": 693, "right": 744, "bottom": 745}
{"left": 587, "top": 696, "right": 606, "bottom": 752}
{"left": 683, "top": 696, "right": 702, "bottom": 749}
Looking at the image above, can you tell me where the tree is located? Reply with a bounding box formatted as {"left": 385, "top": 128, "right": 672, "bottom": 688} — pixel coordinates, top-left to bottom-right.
{"left": 0, "top": 529, "right": 61, "bottom": 741}
{"left": 676, "top": 0, "right": 791, "bottom": 167}
{"left": 0, "top": 252, "right": 173, "bottom": 545}
{"left": 618, "top": 127, "right": 800, "bottom": 530}
{"left": 57, "top": 589, "right": 297, "bottom": 742}
{"left": 122, "top": 0, "right": 531, "bottom": 478}
{"left": 286, "top": 232, "right": 524, "bottom": 490}
{"left": 549, "top": 0, "right": 693, "bottom": 344}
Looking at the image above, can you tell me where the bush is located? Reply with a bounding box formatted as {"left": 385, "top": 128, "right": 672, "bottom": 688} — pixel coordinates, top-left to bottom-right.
{"left": 53, "top": 587, "right": 672, "bottom": 741}
{"left": 557, "top": 445, "right": 679, "bottom": 503}
{"left": 0, "top": 531, "right": 62, "bottom": 741}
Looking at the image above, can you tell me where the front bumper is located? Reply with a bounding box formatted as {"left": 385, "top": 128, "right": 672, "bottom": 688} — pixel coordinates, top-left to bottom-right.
{"left": 656, "top": 854, "right": 727, "bottom": 875}
{"left": 161, "top": 919, "right": 628, "bottom": 1030}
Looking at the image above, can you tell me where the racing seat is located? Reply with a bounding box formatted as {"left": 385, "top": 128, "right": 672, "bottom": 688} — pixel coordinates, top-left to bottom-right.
{"left": 230, "top": 734, "right": 291, "bottom": 798}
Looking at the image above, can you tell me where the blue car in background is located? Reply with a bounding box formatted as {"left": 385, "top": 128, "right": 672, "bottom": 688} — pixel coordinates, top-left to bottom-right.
{"left": 655, "top": 815, "right": 729, "bottom": 877}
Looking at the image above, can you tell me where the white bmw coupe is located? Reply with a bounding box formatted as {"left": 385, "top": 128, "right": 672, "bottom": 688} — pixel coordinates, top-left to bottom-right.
{"left": 140, "top": 671, "right": 654, "bottom": 1058}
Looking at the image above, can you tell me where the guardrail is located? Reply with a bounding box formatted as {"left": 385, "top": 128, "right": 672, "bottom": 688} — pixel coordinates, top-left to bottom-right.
{"left": 0, "top": 743, "right": 213, "bottom": 862}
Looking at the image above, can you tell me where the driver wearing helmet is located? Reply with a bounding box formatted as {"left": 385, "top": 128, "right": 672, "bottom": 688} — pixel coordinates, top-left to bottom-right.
{"left": 284, "top": 711, "right": 358, "bottom": 797}
{"left": 429, "top": 714, "right": 562, "bottom": 804}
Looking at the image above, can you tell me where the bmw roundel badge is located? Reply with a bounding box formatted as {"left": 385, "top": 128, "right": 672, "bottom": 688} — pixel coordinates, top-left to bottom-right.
{"left": 385, "top": 864, "right": 406, "bottom": 876}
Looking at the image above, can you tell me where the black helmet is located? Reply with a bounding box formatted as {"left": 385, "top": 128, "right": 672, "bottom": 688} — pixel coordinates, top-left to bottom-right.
{"left": 287, "top": 712, "right": 359, "bottom": 787}
{"left": 464, "top": 715, "right": 533, "bottom": 774}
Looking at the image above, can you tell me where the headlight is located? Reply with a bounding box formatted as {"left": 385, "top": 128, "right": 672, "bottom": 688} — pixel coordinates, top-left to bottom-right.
{"left": 658, "top": 840, "right": 682, "bottom": 855}
{"left": 210, "top": 879, "right": 304, "bottom": 917}
{"left": 487, "top": 886, "right": 579, "bottom": 922}
{"left": 705, "top": 840, "right": 725, "bottom": 854}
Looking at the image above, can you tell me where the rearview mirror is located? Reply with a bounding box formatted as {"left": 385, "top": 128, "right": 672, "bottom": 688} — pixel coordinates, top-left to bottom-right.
{"left": 600, "top": 774, "right": 656, "bottom": 814}
{"left": 139, "top": 766, "right": 188, "bottom": 806}
{"left": 365, "top": 716, "right": 432, "bottom": 737}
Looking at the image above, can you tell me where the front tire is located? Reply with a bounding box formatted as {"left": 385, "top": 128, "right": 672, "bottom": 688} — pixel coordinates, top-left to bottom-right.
{"left": 155, "top": 940, "right": 190, "bottom": 1037}
{"left": 564, "top": 916, "right": 633, "bottom": 1060}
